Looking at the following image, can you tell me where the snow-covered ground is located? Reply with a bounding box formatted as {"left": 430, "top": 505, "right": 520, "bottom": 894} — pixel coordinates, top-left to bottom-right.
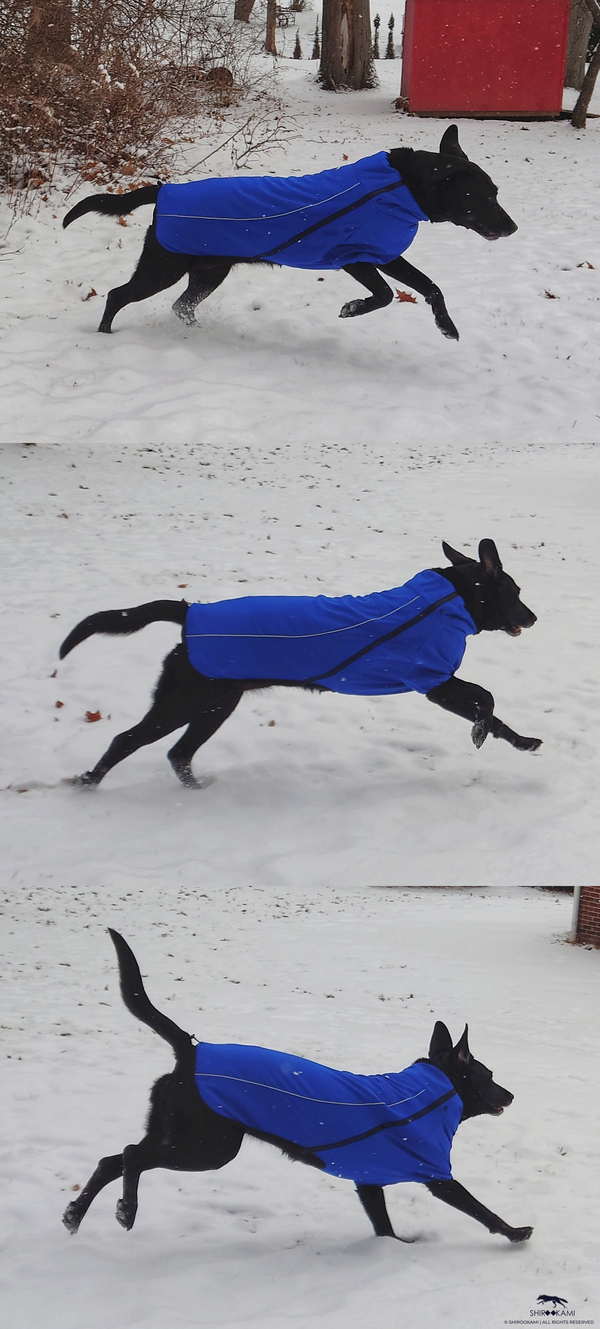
{"left": 1, "top": 51, "right": 600, "bottom": 1329}
{"left": 2, "top": 886, "right": 599, "bottom": 1329}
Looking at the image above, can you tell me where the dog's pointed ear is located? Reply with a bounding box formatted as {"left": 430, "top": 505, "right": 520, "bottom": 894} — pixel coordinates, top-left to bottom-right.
{"left": 429, "top": 1021, "right": 453, "bottom": 1058}
{"left": 478, "top": 539, "right": 503, "bottom": 576}
{"left": 439, "top": 125, "right": 469, "bottom": 161}
{"left": 454, "top": 1024, "right": 471, "bottom": 1064}
{"left": 442, "top": 540, "right": 476, "bottom": 566}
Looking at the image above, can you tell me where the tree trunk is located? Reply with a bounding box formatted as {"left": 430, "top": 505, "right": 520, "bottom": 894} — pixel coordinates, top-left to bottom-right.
{"left": 26, "top": 0, "right": 72, "bottom": 62}
{"left": 571, "top": 33, "right": 600, "bottom": 123}
{"left": 565, "top": 0, "right": 593, "bottom": 87}
{"left": 234, "top": 0, "right": 257, "bottom": 22}
{"left": 319, "top": 0, "right": 377, "bottom": 90}
{"left": 265, "top": 0, "right": 277, "bottom": 54}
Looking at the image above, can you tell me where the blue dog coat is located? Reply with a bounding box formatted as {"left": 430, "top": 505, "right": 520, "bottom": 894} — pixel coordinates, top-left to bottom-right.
{"left": 155, "top": 153, "right": 428, "bottom": 269}
{"left": 195, "top": 1043, "right": 461, "bottom": 1186}
{"left": 185, "top": 570, "right": 476, "bottom": 696}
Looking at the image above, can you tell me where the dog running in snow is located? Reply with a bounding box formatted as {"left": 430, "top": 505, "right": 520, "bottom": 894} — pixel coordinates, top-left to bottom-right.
{"left": 62, "top": 126, "right": 517, "bottom": 339}
{"left": 62, "top": 930, "right": 534, "bottom": 1244}
{"left": 58, "top": 539, "right": 541, "bottom": 790}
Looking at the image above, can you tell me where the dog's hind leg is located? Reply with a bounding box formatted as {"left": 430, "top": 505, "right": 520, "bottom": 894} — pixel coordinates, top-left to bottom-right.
{"left": 380, "top": 256, "right": 459, "bottom": 341}
{"left": 171, "top": 258, "right": 233, "bottom": 326}
{"left": 73, "top": 645, "right": 198, "bottom": 787}
{"left": 62, "top": 1153, "right": 124, "bottom": 1233}
{"left": 167, "top": 689, "right": 243, "bottom": 787}
{"left": 356, "top": 1184, "right": 414, "bottom": 1241}
{"left": 99, "top": 224, "right": 191, "bottom": 332}
{"left": 116, "top": 1140, "right": 162, "bottom": 1230}
{"left": 73, "top": 646, "right": 243, "bottom": 787}
{"left": 339, "top": 263, "right": 394, "bottom": 319}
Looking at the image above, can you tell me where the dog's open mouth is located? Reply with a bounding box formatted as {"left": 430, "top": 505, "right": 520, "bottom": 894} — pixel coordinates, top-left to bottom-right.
{"left": 504, "top": 625, "right": 522, "bottom": 636}
{"left": 491, "top": 1106, "right": 505, "bottom": 1115}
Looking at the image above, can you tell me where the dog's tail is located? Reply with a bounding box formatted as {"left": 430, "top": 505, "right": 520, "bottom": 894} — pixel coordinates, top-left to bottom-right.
{"left": 59, "top": 599, "right": 187, "bottom": 660}
{"left": 62, "top": 184, "right": 161, "bottom": 230}
{"left": 108, "top": 929, "right": 192, "bottom": 1057}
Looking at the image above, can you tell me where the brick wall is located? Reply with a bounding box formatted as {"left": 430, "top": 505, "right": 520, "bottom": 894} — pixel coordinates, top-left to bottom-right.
{"left": 575, "top": 887, "right": 600, "bottom": 947}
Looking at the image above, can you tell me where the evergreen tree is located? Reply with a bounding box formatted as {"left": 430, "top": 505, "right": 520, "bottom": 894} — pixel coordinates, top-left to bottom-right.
{"left": 372, "top": 12, "right": 380, "bottom": 59}
{"left": 386, "top": 13, "right": 395, "bottom": 58}
{"left": 311, "top": 19, "right": 320, "bottom": 59}
{"left": 293, "top": 29, "right": 302, "bottom": 58}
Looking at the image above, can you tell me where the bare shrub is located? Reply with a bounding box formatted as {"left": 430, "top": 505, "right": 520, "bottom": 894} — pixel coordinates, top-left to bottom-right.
{"left": 0, "top": 0, "right": 282, "bottom": 197}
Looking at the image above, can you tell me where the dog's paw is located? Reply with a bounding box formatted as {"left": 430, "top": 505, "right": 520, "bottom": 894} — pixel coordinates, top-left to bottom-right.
{"left": 514, "top": 736, "right": 542, "bottom": 753}
{"left": 507, "top": 1225, "right": 533, "bottom": 1243}
{"left": 182, "top": 775, "right": 215, "bottom": 790}
{"left": 426, "top": 292, "right": 459, "bottom": 340}
{"left": 339, "top": 299, "right": 368, "bottom": 319}
{"left": 169, "top": 759, "right": 215, "bottom": 789}
{"left": 62, "top": 1202, "right": 82, "bottom": 1234}
{"left": 172, "top": 298, "right": 197, "bottom": 326}
{"left": 471, "top": 719, "right": 490, "bottom": 749}
{"left": 115, "top": 1200, "right": 136, "bottom": 1231}
{"left": 72, "top": 772, "right": 99, "bottom": 791}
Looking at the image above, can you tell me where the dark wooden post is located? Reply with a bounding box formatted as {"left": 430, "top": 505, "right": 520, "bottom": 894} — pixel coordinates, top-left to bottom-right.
{"left": 265, "top": 0, "right": 277, "bottom": 54}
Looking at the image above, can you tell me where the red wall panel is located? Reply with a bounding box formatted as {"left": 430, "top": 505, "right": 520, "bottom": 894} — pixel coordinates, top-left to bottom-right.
{"left": 401, "top": 0, "right": 570, "bottom": 117}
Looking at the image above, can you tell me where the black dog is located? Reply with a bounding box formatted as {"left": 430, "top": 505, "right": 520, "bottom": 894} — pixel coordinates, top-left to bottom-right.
{"left": 58, "top": 539, "right": 541, "bottom": 791}
{"left": 62, "top": 126, "right": 516, "bottom": 338}
{"left": 62, "top": 930, "right": 533, "bottom": 1245}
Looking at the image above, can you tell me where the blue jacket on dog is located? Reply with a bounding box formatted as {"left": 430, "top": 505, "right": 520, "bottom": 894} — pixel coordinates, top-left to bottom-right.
{"left": 195, "top": 1043, "right": 461, "bottom": 1186}
{"left": 185, "top": 571, "right": 476, "bottom": 696}
{"left": 155, "top": 153, "right": 429, "bottom": 269}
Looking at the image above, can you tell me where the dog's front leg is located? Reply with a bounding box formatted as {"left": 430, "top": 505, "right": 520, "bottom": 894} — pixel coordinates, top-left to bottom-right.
{"left": 356, "top": 1184, "right": 414, "bottom": 1241}
{"left": 340, "top": 263, "right": 394, "bottom": 318}
{"left": 426, "top": 1179, "right": 533, "bottom": 1243}
{"left": 426, "top": 676, "right": 495, "bottom": 748}
{"left": 489, "top": 717, "right": 542, "bottom": 753}
{"left": 428, "top": 677, "right": 542, "bottom": 752}
{"left": 380, "top": 256, "right": 459, "bottom": 340}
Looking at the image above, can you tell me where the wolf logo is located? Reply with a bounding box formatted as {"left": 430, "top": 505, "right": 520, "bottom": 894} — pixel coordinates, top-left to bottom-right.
{"left": 537, "top": 1296, "right": 569, "bottom": 1308}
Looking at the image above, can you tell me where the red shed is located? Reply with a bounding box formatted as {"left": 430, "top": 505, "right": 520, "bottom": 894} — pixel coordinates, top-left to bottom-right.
{"left": 400, "top": 0, "right": 571, "bottom": 118}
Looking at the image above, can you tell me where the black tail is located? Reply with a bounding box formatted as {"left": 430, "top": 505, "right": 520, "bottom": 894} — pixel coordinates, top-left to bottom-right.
{"left": 108, "top": 929, "right": 192, "bottom": 1057}
{"left": 63, "top": 184, "right": 161, "bottom": 230}
{"left": 59, "top": 599, "right": 187, "bottom": 659}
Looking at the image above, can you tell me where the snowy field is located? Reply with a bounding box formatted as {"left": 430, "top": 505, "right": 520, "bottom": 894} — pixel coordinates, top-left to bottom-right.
{"left": 1, "top": 50, "right": 600, "bottom": 1329}
{"left": 2, "top": 887, "right": 599, "bottom": 1329}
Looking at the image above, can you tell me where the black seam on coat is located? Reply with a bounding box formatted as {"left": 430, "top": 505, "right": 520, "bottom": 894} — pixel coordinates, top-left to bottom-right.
{"left": 254, "top": 178, "right": 407, "bottom": 260}
{"left": 299, "top": 1087, "right": 459, "bottom": 1154}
